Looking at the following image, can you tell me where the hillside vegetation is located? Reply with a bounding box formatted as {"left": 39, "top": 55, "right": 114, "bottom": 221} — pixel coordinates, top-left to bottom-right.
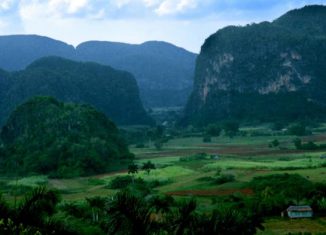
{"left": 0, "top": 56, "right": 153, "bottom": 126}
{"left": 0, "top": 96, "right": 133, "bottom": 178}
{"left": 184, "top": 5, "right": 326, "bottom": 126}
{"left": 0, "top": 35, "right": 196, "bottom": 108}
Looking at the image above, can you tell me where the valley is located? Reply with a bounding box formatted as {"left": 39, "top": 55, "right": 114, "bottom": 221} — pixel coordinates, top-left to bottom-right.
{"left": 0, "top": 4, "right": 326, "bottom": 235}
{"left": 2, "top": 124, "right": 326, "bottom": 234}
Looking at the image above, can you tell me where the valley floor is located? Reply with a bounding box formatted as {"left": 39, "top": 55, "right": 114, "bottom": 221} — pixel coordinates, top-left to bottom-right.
{"left": 2, "top": 125, "right": 326, "bottom": 234}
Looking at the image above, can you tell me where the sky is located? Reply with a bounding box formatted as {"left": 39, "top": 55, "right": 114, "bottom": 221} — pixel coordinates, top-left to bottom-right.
{"left": 0, "top": 0, "right": 325, "bottom": 53}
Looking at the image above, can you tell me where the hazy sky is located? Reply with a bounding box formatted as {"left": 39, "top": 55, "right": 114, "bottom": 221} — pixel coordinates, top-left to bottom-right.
{"left": 0, "top": 0, "right": 325, "bottom": 52}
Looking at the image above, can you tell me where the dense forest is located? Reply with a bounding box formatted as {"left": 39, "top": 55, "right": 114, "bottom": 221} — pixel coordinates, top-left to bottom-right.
{"left": 0, "top": 96, "right": 133, "bottom": 178}
{"left": 0, "top": 57, "right": 153, "bottom": 126}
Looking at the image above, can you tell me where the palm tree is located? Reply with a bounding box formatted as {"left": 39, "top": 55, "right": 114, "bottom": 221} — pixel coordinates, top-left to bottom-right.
{"left": 16, "top": 186, "right": 60, "bottom": 227}
{"left": 169, "top": 198, "right": 198, "bottom": 235}
{"left": 86, "top": 196, "right": 106, "bottom": 223}
{"left": 0, "top": 194, "right": 11, "bottom": 219}
{"left": 106, "top": 190, "right": 155, "bottom": 235}
{"left": 128, "top": 163, "right": 138, "bottom": 184}
{"left": 1, "top": 186, "right": 75, "bottom": 234}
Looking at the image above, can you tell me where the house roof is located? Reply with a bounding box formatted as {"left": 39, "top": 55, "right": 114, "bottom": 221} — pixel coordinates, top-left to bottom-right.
{"left": 287, "top": 206, "right": 312, "bottom": 212}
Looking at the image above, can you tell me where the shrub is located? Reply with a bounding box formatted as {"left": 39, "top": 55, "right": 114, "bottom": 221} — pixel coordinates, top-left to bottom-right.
{"left": 269, "top": 139, "right": 279, "bottom": 148}
{"left": 203, "top": 135, "right": 212, "bottom": 143}
{"left": 288, "top": 123, "right": 309, "bottom": 136}
{"left": 135, "top": 143, "right": 146, "bottom": 148}
{"left": 108, "top": 176, "right": 133, "bottom": 189}
{"left": 214, "top": 174, "right": 235, "bottom": 185}
{"left": 206, "top": 124, "right": 221, "bottom": 136}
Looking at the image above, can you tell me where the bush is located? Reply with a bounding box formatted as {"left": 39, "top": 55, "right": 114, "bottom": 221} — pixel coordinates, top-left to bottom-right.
{"left": 108, "top": 176, "right": 133, "bottom": 189}
{"left": 214, "top": 174, "right": 235, "bottom": 185}
{"left": 135, "top": 143, "right": 146, "bottom": 148}
{"left": 288, "top": 123, "right": 309, "bottom": 136}
{"left": 223, "top": 121, "right": 239, "bottom": 137}
{"left": 206, "top": 124, "right": 221, "bottom": 136}
{"left": 269, "top": 139, "right": 279, "bottom": 148}
{"left": 203, "top": 135, "right": 212, "bottom": 143}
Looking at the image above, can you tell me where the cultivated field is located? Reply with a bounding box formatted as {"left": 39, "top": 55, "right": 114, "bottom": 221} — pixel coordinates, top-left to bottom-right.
{"left": 1, "top": 125, "right": 326, "bottom": 234}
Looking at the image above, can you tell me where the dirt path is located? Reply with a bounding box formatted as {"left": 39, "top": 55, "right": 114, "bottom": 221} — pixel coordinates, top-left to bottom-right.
{"left": 166, "top": 188, "right": 253, "bottom": 196}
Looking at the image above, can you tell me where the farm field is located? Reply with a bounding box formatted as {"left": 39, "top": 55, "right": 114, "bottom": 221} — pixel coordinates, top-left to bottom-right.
{"left": 1, "top": 127, "right": 326, "bottom": 234}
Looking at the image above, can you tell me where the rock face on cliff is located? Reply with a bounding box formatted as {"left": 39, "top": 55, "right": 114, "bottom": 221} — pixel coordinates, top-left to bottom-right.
{"left": 0, "top": 57, "right": 153, "bottom": 126}
{"left": 184, "top": 5, "right": 326, "bottom": 126}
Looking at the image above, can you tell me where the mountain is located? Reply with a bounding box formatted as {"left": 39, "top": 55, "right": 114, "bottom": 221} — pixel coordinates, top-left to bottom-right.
{"left": 0, "top": 57, "right": 153, "bottom": 126}
{"left": 0, "top": 35, "right": 197, "bottom": 108}
{"left": 0, "top": 35, "right": 75, "bottom": 71}
{"left": 183, "top": 5, "right": 326, "bottom": 126}
{"left": 0, "top": 96, "right": 132, "bottom": 177}
{"left": 76, "top": 41, "right": 197, "bottom": 107}
{"left": 0, "top": 69, "right": 9, "bottom": 98}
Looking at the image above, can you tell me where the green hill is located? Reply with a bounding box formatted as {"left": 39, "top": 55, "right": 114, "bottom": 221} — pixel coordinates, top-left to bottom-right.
{"left": 0, "top": 96, "right": 133, "bottom": 177}
{"left": 0, "top": 57, "right": 153, "bottom": 126}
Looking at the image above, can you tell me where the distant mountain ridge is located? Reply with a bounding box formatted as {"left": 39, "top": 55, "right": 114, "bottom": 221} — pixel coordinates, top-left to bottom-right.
{"left": 0, "top": 56, "right": 153, "bottom": 126}
{"left": 183, "top": 5, "right": 326, "bottom": 126}
{"left": 0, "top": 35, "right": 197, "bottom": 107}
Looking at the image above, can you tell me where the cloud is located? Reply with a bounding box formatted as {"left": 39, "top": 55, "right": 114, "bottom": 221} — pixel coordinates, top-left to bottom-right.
{"left": 1, "top": 0, "right": 326, "bottom": 52}
{"left": 48, "top": 0, "right": 89, "bottom": 14}
{"left": 0, "top": 0, "right": 15, "bottom": 12}
{"left": 154, "top": 0, "right": 198, "bottom": 16}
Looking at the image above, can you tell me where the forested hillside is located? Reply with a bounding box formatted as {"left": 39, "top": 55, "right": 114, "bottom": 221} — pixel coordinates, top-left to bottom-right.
{"left": 0, "top": 35, "right": 196, "bottom": 108}
{"left": 0, "top": 57, "right": 153, "bottom": 126}
{"left": 0, "top": 96, "right": 133, "bottom": 177}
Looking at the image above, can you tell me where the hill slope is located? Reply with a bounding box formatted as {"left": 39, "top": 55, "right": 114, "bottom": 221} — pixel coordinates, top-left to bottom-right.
{"left": 0, "top": 96, "right": 132, "bottom": 177}
{"left": 0, "top": 57, "right": 153, "bottom": 126}
{"left": 76, "top": 41, "right": 197, "bottom": 107}
{"left": 0, "top": 35, "right": 197, "bottom": 107}
{"left": 184, "top": 5, "right": 326, "bottom": 126}
{"left": 0, "top": 35, "right": 75, "bottom": 71}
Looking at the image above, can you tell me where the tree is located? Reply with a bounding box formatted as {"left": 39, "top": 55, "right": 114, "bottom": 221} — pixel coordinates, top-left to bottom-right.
{"left": 142, "top": 161, "right": 156, "bottom": 175}
{"left": 106, "top": 191, "right": 155, "bottom": 235}
{"left": 288, "top": 123, "right": 307, "bottom": 136}
{"left": 206, "top": 124, "right": 221, "bottom": 136}
{"left": 269, "top": 139, "right": 279, "bottom": 148}
{"left": 169, "top": 199, "right": 198, "bottom": 235}
{"left": 154, "top": 139, "right": 163, "bottom": 150}
{"left": 128, "top": 163, "right": 138, "bottom": 184}
{"left": 86, "top": 196, "right": 106, "bottom": 223}
{"left": 0, "top": 186, "right": 73, "bottom": 234}
{"left": 293, "top": 138, "right": 302, "bottom": 149}
{"left": 202, "top": 135, "right": 212, "bottom": 143}
{"left": 223, "top": 121, "right": 239, "bottom": 138}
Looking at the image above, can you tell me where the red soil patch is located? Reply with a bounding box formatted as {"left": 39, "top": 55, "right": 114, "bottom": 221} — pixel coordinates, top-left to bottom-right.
{"left": 166, "top": 188, "right": 253, "bottom": 196}
{"left": 138, "top": 147, "right": 313, "bottom": 159}
{"left": 303, "top": 134, "right": 326, "bottom": 142}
